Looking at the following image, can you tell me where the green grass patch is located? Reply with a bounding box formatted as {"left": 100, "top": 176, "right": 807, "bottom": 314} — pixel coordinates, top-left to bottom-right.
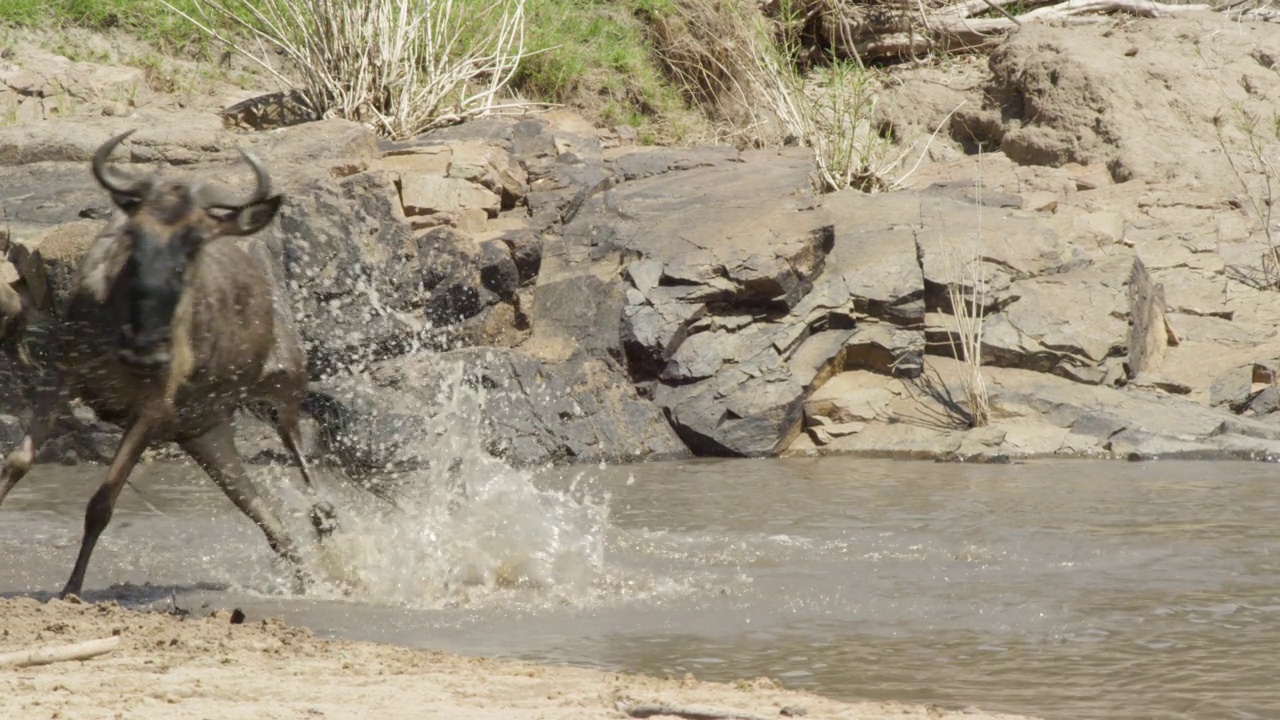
{"left": 517, "top": 0, "right": 700, "bottom": 142}
{"left": 0, "top": 0, "right": 256, "bottom": 55}
{"left": 4, "top": 0, "right": 711, "bottom": 142}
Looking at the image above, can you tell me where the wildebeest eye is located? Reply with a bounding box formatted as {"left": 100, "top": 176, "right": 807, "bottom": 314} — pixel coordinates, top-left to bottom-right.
{"left": 112, "top": 193, "right": 142, "bottom": 213}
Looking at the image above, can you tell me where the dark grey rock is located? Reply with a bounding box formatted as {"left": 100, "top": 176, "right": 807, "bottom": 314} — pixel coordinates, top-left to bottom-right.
{"left": 269, "top": 169, "right": 423, "bottom": 375}
{"left": 303, "top": 374, "right": 437, "bottom": 477}
{"left": 417, "top": 226, "right": 487, "bottom": 323}
{"left": 1209, "top": 365, "right": 1254, "bottom": 411}
{"left": 1246, "top": 386, "right": 1280, "bottom": 415}
{"left": 656, "top": 363, "right": 806, "bottom": 457}
{"left": 478, "top": 239, "right": 520, "bottom": 302}
{"left": 497, "top": 229, "right": 542, "bottom": 285}
{"left": 38, "top": 401, "right": 120, "bottom": 464}
{"left": 606, "top": 146, "right": 742, "bottom": 182}
{"left": 357, "top": 349, "right": 688, "bottom": 467}
{"left": 0, "top": 413, "right": 24, "bottom": 451}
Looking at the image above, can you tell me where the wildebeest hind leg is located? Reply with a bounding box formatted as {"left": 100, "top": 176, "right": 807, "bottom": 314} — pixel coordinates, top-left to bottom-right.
{"left": 181, "top": 420, "right": 310, "bottom": 590}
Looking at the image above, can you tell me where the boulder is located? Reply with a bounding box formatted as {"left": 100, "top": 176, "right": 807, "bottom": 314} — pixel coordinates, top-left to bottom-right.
{"left": 787, "top": 358, "right": 1280, "bottom": 460}
{"left": 447, "top": 141, "right": 529, "bottom": 209}
{"left": 400, "top": 175, "right": 500, "bottom": 219}
{"left": 317, "top": 349, "right": 690, "bottom": 468}
{"left": 821, "top": 191, "right": 926, "bottom": 325}
{"left": 266, "top": 168, "right": 423, "bottom": 376}
{"left": 1246, "top": 386, "right": 1280, "bottom": 416}
{"left": 1126, "top": 256, "right": 1168, "bottom": 377}
{"left": 416, "top": 226, "right": 496, "bottom": 327}
{"left": 528, "top": 146, "right": 841, "bottom": 455}
{"left": 1209, "top": 365, "right": 1254, "bottom": 411}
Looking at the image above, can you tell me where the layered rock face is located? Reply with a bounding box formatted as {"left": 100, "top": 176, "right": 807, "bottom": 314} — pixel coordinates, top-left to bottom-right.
{"left": 6, "top": 12, "right": 1280, "bottom": 468}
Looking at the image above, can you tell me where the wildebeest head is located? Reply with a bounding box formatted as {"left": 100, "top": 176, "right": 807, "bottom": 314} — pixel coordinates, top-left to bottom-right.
{"left": 91, "top": 129, "right": 283, "bottom": 370}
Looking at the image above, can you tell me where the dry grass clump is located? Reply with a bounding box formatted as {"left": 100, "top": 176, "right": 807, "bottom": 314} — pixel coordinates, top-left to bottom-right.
{"left": 646, "top": 0, "right": 796, "bottom": 147}
{"left": 1213, "top": 101, "right": 1280, "bottom": 290}
{"left": 648, "top": 0, "right": 898, "bottom": 191}
{"left": 161, "top": 0, "right": 529, "bottom": 139}
{"left": 941, "top": 160, "right": 991, "bottom": 428}
{"left": 944, "top": 241, "right": 990, "bottom": 427}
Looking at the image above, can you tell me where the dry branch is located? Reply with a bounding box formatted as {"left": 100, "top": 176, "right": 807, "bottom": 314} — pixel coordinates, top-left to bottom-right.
{"left": 0, "top": 636, "right": 121, "bottom": 669}
{"left": 937, "top": 0, "right": 1211, "bottom": 50}
{"left": 809, "top": 0, "right": 1211, "bottom": 61}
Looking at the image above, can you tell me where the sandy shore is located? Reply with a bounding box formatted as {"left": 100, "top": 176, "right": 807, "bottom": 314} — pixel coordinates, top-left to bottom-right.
{"left": 0, "top": 597, "right": 1044, "bottom": 720}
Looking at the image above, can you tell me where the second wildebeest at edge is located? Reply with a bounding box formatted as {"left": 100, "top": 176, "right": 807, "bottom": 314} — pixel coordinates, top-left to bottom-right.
{"left": 0, "top": 129, "right": 341, "bottom": 598}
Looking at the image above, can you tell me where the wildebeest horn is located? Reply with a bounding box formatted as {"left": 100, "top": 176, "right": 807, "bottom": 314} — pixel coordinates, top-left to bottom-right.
{"left": 196, "top": 150, "right": 273, "bottom": 208}
{"left": 91, "top": 130, "right": 143, "bottom": 196}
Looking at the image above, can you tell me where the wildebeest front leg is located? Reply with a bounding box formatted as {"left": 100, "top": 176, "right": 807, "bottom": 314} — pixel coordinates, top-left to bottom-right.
{"left": 61, "top": 417, "right": 151, "bottom": 598}
{"left": 0, "top": 371, "right": 69, "bottom": 508}
{"left": 180, "top": 420, "right": 310, "bottom": 584}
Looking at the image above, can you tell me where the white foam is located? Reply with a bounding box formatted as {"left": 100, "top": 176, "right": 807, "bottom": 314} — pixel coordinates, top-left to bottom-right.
{"left": 287, "top": 360, "right": 613, "bottom": 609}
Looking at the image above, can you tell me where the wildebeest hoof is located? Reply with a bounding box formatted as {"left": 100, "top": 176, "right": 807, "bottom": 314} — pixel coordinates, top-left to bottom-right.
{"left": 310, "top": 500, "right": 338, "bottom": 536}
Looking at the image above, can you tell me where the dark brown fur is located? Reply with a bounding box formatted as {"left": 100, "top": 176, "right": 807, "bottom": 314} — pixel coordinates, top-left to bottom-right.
{"left": 0, "top": 131, "right": 333, "bottom": 597}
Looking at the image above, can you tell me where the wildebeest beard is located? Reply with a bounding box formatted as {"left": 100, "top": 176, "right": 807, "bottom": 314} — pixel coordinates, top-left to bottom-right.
{"left": 119, "top": 225, "right": 196, "bottom": 370}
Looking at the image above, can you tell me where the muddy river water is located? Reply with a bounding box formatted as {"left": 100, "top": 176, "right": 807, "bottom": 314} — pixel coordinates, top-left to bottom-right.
{"left": 1, "top": 455, "right": 1276, "bottom": 720}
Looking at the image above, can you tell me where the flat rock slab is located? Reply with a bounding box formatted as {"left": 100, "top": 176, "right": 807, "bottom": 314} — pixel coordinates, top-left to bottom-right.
{"left": 787, "top": 359, "right": 1280, "bottom": 460}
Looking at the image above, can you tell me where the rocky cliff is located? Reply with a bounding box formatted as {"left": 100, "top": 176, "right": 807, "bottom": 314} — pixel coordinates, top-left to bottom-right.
{"left": 6, "top": 12, "right": 1280, "bottom": 470}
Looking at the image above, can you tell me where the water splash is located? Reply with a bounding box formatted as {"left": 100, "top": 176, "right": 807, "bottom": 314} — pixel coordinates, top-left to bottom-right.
{"left": 291, "top": 358, "right": 613, "bottom": 609}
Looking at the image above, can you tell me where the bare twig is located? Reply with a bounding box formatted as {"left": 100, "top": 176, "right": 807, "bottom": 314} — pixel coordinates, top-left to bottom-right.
{"left": 1213, "top": 104, "right": 1280, "bottom": 287}
{"left": 892, "top": 100, "right": 967, "bottom": 190}
{"left": 957, "top": 0, "right": 1049, "bottom": 18}
{"left": 978, "top": 0, "right": 1024, "bottom": 24}
{"left": 0, "top": 636, "right": 121, "bottom": 668}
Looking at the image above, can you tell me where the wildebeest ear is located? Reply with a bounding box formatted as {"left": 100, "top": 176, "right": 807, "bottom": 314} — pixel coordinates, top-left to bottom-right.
{"left": 214, "top": 194, "right": 283, "bottom": 236}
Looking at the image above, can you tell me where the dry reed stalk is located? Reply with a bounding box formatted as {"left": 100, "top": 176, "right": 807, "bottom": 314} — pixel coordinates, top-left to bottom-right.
{"left": 942, "top": 158, "right": 990, "bottom": 427}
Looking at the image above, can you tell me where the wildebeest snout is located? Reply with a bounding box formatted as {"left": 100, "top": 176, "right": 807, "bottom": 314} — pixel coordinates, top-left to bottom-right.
{"left": 118, "top": 324, "right": 172, "bottom": 369}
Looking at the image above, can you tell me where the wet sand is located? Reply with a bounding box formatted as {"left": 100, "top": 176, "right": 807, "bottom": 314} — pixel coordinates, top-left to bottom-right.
{"left": 0, "top": 596, "right": 1039, "bottom": 720}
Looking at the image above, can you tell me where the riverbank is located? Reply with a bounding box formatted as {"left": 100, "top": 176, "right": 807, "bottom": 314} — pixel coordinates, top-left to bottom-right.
{"left": 0, "top": 596, "right": 1040, "bottom": 720}
{"left": 9, "top": 11, "right": 1280, "bottom": 468}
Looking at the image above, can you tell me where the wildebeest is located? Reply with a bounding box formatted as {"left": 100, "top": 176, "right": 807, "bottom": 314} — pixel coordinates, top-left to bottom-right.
{"left": 0, "top": 130, "right": 339, "bottom": 597}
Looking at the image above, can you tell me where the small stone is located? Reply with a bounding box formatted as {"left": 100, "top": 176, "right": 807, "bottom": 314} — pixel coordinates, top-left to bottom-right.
{"left": 807, "top": 426, "right": 833, "bottom": 446}
{"left": 826, "top": 421, "right": 865, "bottom": 438}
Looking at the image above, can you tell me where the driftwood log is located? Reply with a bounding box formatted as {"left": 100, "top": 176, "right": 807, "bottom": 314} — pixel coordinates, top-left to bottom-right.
{"left": 791, "top": 0, "right": 1212, "bottom": 63}
{"left": 0, "top": 636, "right": 121, "bottom": 669}
{"left": 616, "top": 701, "right": 776, "bottom": 720}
